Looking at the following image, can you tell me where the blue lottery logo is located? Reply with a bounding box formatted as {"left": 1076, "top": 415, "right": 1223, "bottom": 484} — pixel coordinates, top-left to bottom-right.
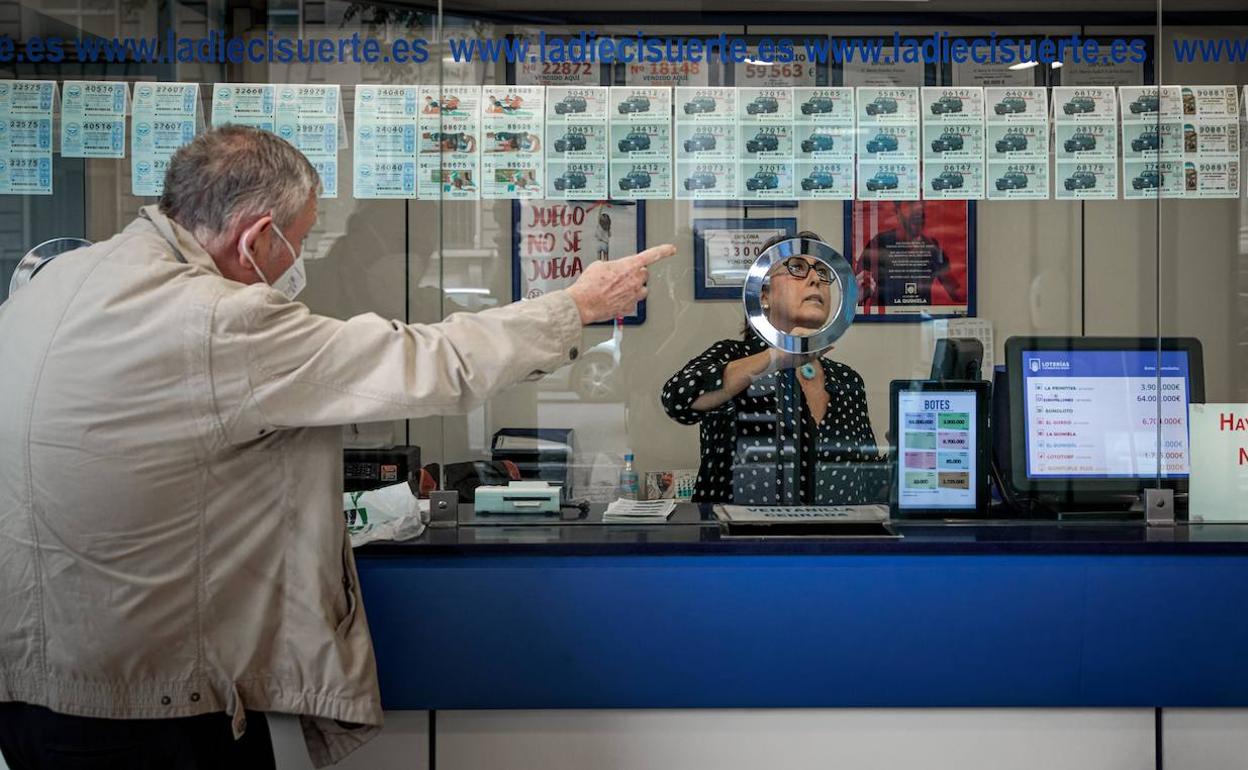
{"left": 360, "top": 164, "right": 372, "bottom": 177}
{"left": 136, "top": 123, "right": 150, "bottom": 136}
{"left": 281, "top": 87, "right": 295, "bottom": 101}
{"left": 137, "top": 85, "right": 152, "bottom": 99}
{"left": 66, "top": 124, "right": 80, "bottom": 136}
{"left": 67, "top": 85, "right": 81, "bottom": 98}
{"left": 361, "top": 90, "right": 373, "bottom": 102}
{"left": 136, "top": 161, "right": 151, "bottom": 176}
{"left": 0, "top": 122, "right": 7, "bottom": 134}
{"left": 278, "top": 125, "right": 293, "bottom": 139}
{"left": 0, "top": 84, "right": 8, "bottom": 97}
{"left": 360, "top": 126, "right": 373, "bottom": 139}
{"left": 218, "top": 87, "right": 232, "bottom": 101}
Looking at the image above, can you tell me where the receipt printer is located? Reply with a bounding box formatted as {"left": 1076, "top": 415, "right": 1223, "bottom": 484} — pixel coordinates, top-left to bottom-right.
{"left": 474, "top": 481, "right": 562, "bottom": 515}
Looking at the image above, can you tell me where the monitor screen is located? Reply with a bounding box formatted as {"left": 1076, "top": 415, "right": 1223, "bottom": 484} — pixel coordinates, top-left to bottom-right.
{"left": 895, "top": 389, "right": 980, "bottom": 510}
{"left": 1021, "top": 349, "right": 1192, "bottom": 480}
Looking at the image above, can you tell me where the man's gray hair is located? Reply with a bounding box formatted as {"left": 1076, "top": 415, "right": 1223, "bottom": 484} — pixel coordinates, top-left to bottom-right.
{"left": 159, "top": 125, "right": 319, "bottom": 251}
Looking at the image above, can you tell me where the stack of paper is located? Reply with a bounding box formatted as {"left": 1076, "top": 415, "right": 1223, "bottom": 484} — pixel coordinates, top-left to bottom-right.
{"left": 601, "top": 499, "right": 677, "bottom": 524}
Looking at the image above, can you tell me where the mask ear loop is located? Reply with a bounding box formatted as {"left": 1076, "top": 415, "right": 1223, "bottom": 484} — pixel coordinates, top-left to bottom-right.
{"left": 239, "top": 216, "right": 275, "bottom": 285}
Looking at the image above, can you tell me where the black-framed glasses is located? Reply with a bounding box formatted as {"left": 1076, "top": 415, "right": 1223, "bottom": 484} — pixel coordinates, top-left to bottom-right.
{"left": 780, "top": 256, "right": 833, "bottom": 284}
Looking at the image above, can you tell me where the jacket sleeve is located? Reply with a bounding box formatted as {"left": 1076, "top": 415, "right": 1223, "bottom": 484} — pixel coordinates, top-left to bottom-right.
{"left": 660, "top": 340, "right": 741, "bottom": 426}
{"left": 209, "top": 286, "right": 583, "bottom": 443}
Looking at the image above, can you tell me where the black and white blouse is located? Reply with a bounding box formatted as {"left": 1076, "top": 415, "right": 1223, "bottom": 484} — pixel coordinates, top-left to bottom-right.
{"left": 661, "top": 332, "right": 884, "bottom": 505}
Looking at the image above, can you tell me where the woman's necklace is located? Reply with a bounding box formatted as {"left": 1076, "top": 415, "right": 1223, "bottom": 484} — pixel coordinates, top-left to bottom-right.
{"left": 799, "top": 361, "right": 818, "bottom": 380}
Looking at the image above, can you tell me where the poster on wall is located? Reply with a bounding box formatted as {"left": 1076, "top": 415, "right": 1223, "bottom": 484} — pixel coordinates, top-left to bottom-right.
{"left": 0, "top": 80, "right": 55, "bottom": 196}
{"left": 985, "top": 86, "right": 1050, "bottom": 200}
{"left": 693, "top": 217, "right": 797, "bottom": 299}
{"left": 352, "top": 85, "right": 418, "bottom": 199}
{"left": 211, "top": 84, "right": 275, "bottom": 130}
{"left": 622, "top": 54, "right": 713, "bottom": 87}
{"left": 482, "top": 85, "right": 545, "bottom": 199}
{"left": 512, "top": 199, "right": 647, "bottom": 323}
{"left": 61, "top": 81, "right": 126, "bottom": 159}
{"left": 731, "top": 38, "right": 825, "bottom": 87}
{"left": 921, "top": 87, "right": 986, "bottom": 200}
{"left": 840, "top": 45, "right": 926, "bottom": 88}
{"left": 275, "top": 84, "right": 341, "bottom": 198}
{"left": 609, "top": 86, "right": 673, "bottom": 200}
{"left": 794, "top": 86, "right": 855, "bottom": 200}
{"left": 675, "top": 86, "right": 739, "bottom": 200}
{"left": 1121, "top": 85, "right": 1242, "bottom": 200}
{"left": 418, "top": 85, "right": 481, "bottom": 200}
{"left": 737, "top": 87, "right": 795, "bottom": 201}
{"left": 511, "top": 34, "right": 609, "bottom": 86}
{"left": 131, "top": 82, "right": 199, "bottom": 198}
{"left": 545, "top": 86, "right": 609, "bottom": 200}
{"left": 847, "top": 199, "right": 975, "bottom": 321}
{"left": 1053, "top": 86, "right": 1118, "bottom": 200}
{"left": 856, "top": 87, "right": 921, "bottom": 200}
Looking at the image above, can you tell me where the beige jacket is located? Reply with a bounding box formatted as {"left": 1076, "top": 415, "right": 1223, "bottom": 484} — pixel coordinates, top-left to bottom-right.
{"left": 0, "top": 206, "right": 583, "bottom": 766}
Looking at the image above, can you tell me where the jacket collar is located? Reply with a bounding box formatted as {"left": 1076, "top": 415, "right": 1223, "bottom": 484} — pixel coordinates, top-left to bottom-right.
{"left": 133, "top": 205, "right": 223, "bottom": 277}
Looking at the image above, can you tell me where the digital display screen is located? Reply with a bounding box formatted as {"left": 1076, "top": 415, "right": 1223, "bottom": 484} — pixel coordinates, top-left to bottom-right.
{"left": 1021, "top": 350, "right": 1191, "bottom": 479}
{"left": 895, "top": 390, "right": 979, "bottom": 510}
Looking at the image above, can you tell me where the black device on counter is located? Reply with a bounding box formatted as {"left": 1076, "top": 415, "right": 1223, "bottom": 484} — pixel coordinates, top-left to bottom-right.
{"left": 889, "top": 380, "right": 991, "bottom": 518}
{"left": 343, "top": 446, "right": 421, "bottom": 493}
{"left": 930, "top": 338, "right": 985, "bottom": 381}
{"left": 490, "top": 428, "right": 574, "bottom": 495}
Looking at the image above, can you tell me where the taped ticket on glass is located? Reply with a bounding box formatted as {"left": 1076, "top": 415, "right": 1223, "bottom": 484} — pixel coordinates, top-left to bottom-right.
{"left": 1053, "top": 86, "right": 1118, "bottom": 200}
{"left": 276, "top": 84, "right": 340, "bottom": 198}
{"left": 545, "top": 86, "right": 609, "bottom": 200}
{"left": 794, "top": 87, "right": 854, "bottom": 199}
{"left": 0, "top": 80, "right": 55, "bottom": 195}
{"left": 419, "top": 85, "right": 482, "bottom": 200}
{"left": 131, "top": 82, "right": 198, "bottom": 197}
{"left": 211, "top": 84, "right": 275, "bottom": 131}
{"left": 353, "top": 85, "right": 418, "bottom": 199}
{"left": 921, "top": 87, "right": 985, "bottom": 200}
{"left": 856, "top": 87, "right": 920, "bottom": 200}
{"left": 61, "top": 81, "right": 126, "bottom": 159}
{"left": 483, "top": 85, "right": 545, "bottom": 199}
{"left": 610, "top": 86, "right": 673, "bottom": 200}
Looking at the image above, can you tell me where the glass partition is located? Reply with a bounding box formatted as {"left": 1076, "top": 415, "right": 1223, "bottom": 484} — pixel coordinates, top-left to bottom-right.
{"left": 1, "top": 0, "right": 1242, "bottom": 519}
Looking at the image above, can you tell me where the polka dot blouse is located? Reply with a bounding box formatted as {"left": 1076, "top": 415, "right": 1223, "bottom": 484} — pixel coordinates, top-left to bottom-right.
{"left": 661, "top": 332, "right": 885, "bottom": 505}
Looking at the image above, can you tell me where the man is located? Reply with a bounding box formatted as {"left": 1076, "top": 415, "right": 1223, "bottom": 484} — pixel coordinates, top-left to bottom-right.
{"left": 855, "top": 200, "right": 964, "bottom": 312}
{"left": 0, "top": 125, "right": 672, "bottom": 768}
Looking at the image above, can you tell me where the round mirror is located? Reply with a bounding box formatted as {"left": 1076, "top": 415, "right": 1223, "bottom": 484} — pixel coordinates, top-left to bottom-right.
{"left": 8, "top": 237, "right": 92, "bottom": 298}
{"left": 742, "top": 237, "right": 857, "bottom": 355}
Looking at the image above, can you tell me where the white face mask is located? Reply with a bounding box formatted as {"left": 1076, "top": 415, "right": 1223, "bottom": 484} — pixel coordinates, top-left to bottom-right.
{"left": 242, "top": 220, "right": 306, "bottom": 301}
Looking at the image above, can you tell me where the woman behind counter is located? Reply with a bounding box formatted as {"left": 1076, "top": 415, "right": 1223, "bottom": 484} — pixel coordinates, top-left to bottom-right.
{"left": 661, "top": 231, "right": 883, "bottom": 504}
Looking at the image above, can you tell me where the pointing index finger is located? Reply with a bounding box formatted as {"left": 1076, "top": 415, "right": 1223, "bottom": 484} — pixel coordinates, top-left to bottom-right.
{"left": 630, "top": 244, "right": 676, "bottom": 267}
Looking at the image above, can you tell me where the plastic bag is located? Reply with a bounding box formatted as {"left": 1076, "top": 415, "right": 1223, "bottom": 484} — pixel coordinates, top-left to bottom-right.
{"left": 344, "top": 482, "right": 428, "bottom": 547}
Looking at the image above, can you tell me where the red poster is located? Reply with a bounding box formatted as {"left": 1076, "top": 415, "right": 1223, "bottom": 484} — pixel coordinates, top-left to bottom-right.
{"left": 849, "top": 200, "right": 975, "bottom": 320}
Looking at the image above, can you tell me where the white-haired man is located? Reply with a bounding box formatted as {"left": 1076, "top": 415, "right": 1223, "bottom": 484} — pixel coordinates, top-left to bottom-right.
{"left": 0, "top": 124, "right": 673, "bottom": 769}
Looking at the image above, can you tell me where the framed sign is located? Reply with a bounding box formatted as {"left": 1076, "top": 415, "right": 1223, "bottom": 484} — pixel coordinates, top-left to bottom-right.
{"left": 693, "top": 217, "right": 797, "bottom": 300}
{"left": 844, "top": 200, "right": 976, "bottom": 321}
{"left": 512, "top": 200, "right": 647, "bottom": 324}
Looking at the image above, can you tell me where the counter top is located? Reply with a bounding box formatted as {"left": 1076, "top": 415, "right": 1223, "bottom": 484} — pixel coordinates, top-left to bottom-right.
{"left": 357, "top": 503, "right": 1248, "bottom": 557}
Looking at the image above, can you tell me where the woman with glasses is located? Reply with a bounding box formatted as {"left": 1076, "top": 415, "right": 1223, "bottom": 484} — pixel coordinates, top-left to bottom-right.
{"left": 661, "top": 231, "right": 883, "bottom": 504}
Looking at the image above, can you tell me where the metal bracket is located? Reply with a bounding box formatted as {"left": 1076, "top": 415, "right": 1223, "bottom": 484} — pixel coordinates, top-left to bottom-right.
{"left": 1145, "top": 488, "right": 1175, "bottom": 527}
{"left": 428, "top": 490, "right": 460, "bottom": 527}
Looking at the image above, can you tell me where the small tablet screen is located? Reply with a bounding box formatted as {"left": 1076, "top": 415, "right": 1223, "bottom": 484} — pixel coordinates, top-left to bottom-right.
{"left": 895, "top": 389, "right": 980, "bottom": 511}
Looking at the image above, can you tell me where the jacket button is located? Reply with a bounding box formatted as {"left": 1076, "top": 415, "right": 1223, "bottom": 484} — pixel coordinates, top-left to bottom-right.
{"left": 569, "top": 347, "right": 579, "bottom": 360}
{"left": 190, "top": 692, "right": 200, "bottom": 702}
{"left": 160, "top": 696, "right": 171, "bottom": 705}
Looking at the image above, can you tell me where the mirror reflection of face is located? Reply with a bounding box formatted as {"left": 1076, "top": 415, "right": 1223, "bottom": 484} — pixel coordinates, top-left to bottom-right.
{"left": 764, "top": 256, "right": 834, "bottom": 335}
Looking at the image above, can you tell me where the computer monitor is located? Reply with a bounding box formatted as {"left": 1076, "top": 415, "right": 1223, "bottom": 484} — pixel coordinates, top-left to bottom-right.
{"left": 1004, "top": 337, "right": 1204, "bottom": 501}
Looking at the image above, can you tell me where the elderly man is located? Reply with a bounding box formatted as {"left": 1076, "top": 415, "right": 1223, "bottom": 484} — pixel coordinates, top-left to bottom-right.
{"left": 0, "top": 125, "right": 672, "bottom": 769}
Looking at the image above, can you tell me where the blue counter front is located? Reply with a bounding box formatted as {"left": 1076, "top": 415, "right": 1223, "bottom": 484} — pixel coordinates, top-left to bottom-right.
{"left": 355, "top": 507, "right": 1248, "bottom": 711}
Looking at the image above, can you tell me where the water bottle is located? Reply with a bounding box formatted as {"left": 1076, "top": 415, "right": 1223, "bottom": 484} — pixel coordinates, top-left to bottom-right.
{"left": 619, "top": 452, "right": 639, "bottom": 500}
